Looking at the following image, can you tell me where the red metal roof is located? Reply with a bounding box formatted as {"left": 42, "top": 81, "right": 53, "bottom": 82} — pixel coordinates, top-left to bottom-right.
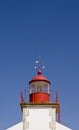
{"left": 29, "top": 70, "right": 51, "bottom": 85}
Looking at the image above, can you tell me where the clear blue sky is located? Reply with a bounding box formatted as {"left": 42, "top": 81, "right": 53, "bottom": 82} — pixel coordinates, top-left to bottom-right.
{"left": 0, "top": 0, "right": 79, "bottom": 130}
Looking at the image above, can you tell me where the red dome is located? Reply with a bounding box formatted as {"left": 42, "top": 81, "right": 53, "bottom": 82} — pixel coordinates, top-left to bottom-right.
{"left": 29, "top": 70, "right": 51, "bottom": 86}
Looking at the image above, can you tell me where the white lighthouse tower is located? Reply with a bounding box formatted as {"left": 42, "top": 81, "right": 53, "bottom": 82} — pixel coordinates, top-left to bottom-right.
{"left": 6, "top": 60, "right": 72, "bottom": 130}
{"left": 21, "top": 70, "right": 59, "bottom": 130}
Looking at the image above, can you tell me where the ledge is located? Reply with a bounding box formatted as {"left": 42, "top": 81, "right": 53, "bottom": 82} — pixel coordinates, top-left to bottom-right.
{"left": 20, "top": 102, "right": 59, "bottom": 112}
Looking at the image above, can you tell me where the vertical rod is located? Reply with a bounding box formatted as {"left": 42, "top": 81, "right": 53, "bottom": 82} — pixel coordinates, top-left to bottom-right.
{"left": 55, "top": 90, "right": 60, "bottom": 123}
{"left": 58, "top": 103, "right": 60, "bottom": 123}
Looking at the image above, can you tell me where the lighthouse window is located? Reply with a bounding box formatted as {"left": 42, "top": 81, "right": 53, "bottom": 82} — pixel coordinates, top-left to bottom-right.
{"left": 37, "top": 86, "right": 42, "bottom": 92}
{"left": 43, "top": 86, "right": 49, "bottom": 93}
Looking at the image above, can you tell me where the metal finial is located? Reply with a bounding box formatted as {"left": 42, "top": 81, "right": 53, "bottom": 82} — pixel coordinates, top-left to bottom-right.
{"left": 34, "top": 57, "right": 45, "bottom": 70}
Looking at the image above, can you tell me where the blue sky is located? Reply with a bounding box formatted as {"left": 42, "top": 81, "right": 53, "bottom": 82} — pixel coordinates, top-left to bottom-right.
{"left": 0, "top": 0, "right": 79, "bottom": 130}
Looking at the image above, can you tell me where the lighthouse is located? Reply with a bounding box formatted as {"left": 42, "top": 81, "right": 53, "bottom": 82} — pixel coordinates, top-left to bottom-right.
{"left": 6, "top": 60, "right": 72, "bottom": 130}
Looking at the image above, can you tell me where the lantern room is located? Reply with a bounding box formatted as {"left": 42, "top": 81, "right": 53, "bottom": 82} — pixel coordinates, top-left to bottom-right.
{"left": 29, "top": 70, "right": 51, "bottom": 103}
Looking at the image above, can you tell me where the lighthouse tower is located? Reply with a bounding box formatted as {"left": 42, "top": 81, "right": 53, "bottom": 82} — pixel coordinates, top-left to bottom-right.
{"left": 20, "top": 60, "right": 60, "bottom": 130}
{"left": 6, "top": 60, "right": 72, "bottom": 130}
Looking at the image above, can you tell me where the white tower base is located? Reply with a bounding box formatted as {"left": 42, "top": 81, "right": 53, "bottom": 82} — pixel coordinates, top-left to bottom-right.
{"left": 6, "top": 121, "right": 72, "bottom": 130}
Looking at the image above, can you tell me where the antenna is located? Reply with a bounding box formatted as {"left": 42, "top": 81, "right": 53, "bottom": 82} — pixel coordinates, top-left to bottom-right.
{"left": 34, "top": 57, "right": 45, "bottom": 71}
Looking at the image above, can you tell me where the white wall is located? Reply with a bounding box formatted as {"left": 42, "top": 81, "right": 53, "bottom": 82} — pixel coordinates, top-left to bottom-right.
{"left": 27, "top": 108, "right": 52, "bottom": 130}
{"left": 6, "top": 121, "right": 72, "bottom": 130}
{"left": 6, "top": 122, "right": 22, "bottom": 130}
{"left": 6, "top": 108, "right": 72, "bottom": 130}
{"left": 56, "top": 122, "right": 72, "bottom": 130}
